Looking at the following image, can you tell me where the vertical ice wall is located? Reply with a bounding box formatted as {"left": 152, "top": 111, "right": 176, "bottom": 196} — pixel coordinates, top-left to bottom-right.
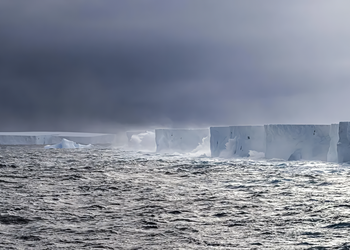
{"left": 337, "top": 122, "right": 350, "bottom": 163}
{"left": 155, "top": 129, "right": 209, "bottom": 153}
{"left": 0, "top": 133, "right": 54, "bottom": 145}
{"left": 327, "top": 124, "right": 339, "bottom": 162}
{"left": 209, "top": 126, "right": 265, "bottom": 158}
{"left": 229, "top": 126, "right": 266, "bottom": 157}
{"left": 0, "top": 132, "right": 116, "bottom": 145}
{"left": 265, "top": 125, "right": 331, "bottom": 161}
{"left": 210, "top": 127, "right": 230, "bottom": 157}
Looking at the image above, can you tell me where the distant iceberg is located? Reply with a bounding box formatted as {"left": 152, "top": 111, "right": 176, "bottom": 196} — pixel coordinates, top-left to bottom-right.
{"left": 44, "top": 139, "right": 92, "bottom": 149}
{"left": 0, "top": 132, "right": 116, "bottom": 145}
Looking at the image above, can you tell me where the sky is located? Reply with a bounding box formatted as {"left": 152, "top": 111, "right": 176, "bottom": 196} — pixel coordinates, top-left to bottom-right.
{"left": 1, "top": 1, "right": 350, "bottom": 132}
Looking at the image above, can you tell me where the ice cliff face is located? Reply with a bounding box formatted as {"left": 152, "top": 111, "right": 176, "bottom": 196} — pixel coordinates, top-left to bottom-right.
{"left": 155, "top": 129, "right": 209, "bottom": 153}
{"left": 0, "top": 132, "right": 116, "bottom": 145}
{"left": 0, "top": 132, "right": 55, "bottom": 145}
{"left": 327, "top": 124, "right": 339, "bottom": 162}
{"left": 265, "top": 125, "right": 331, "bottom": 161}
{"left": 337, "top": 122, "right": 350, "bottom": 163}
{"left": 230, "top": 126, "right": 265, "bottom": 157}
{"left": 210, "top": 127, "right": 230, "bottom": 157}
{"left": 209, "top": 126, "right": 265, "bottom": 158}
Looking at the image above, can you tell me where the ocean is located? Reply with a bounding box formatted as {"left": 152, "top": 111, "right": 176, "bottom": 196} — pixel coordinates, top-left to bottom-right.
{"left": 0, "top": 146, "right": 350, "bottom": 249}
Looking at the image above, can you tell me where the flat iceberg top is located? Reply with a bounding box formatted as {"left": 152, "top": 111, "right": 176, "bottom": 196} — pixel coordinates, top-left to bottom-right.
{"left": 0, "top": 131, "right": 114, "bottom": 136}
{"left": 155, "top": 128, "right": 208, "bottom": 132}
{"left": 44, "top": 139, "right": 92, "bottom": 149}
{"left": 0, "top": 132, "right": 55, "bottom": 136}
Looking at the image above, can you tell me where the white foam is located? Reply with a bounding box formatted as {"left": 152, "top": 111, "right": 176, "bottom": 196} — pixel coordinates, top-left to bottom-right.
{"left": 189, "top": 136, "right": 211, "bottom": 157}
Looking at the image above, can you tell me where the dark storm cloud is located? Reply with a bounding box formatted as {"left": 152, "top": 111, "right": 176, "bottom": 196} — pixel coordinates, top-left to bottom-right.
{"left": 1, "top": 1, "right": 350, "bottom": 131}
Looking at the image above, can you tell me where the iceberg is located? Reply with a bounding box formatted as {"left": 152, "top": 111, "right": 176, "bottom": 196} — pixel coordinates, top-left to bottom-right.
{"left": 0, "top": 132, "right": 116, "bottom": 145}
{"left": 210, "top": 126, "right": 265, "bottom": 158}
{"left": 337, "top": 122, "right": 350, "bottom": 163}
{"left": 44, "top": 139, "right": 92, "bottom": 149}
{"left": 210, "top": 127, "right": 230, "bottom": 157}
{"left": 0, "top": 132, "right": 54, "bottom": 145}
{"left": 327, "top": 124, "right": 339, "bottom": 162}
{"left": 265, "top": 124, "right": 331, "bottom": 161}
{"left": 229, "top": 126, "right": 265, "bottom": 157}
{"left": 155, "top": 128, "right": 209, "bottom": 153}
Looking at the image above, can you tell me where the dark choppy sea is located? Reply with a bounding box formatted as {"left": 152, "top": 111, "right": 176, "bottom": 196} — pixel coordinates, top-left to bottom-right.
{"left": 1, "top": 146, "right": 350, "bottom": 249}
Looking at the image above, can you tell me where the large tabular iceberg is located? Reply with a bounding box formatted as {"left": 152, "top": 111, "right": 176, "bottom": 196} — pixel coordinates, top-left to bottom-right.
{"left": 155, "top": 128, "right": 209, "bottom": 153}
{"left": 44, "top": 139, "right": 92, "bottom": 149}
{"left": 0, "top": 132, "right": 55, "bottom": 145}
{"left": 0, "top": 132, "right": 116, "bottom": 145}
{"left": 265, "top": 124, "right": 331, "bottom": 161}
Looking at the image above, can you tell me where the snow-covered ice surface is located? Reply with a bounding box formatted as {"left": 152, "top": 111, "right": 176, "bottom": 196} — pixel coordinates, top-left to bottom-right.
{"left": 155, "top": 128, "right": 209, "bottom": 153}
{"left": 265, "top": 124, "right": 331, "bottom": 161}
{"left": 44, "top": 139, "right": 92, "bottom": 149}
{"left": 1, "top": 145, "right": 350, "bottom": 249}
{"left": 0, "top": 132, "right": 116, "bottom": 145}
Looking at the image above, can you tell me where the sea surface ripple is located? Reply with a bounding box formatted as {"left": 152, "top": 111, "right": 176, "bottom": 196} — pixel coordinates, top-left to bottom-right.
{"left": 1, "top": 146, "right": 350, "bottom": 249}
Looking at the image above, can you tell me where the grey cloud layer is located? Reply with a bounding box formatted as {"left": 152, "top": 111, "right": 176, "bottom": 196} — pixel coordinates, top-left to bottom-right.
{"left": 1, "top": 1, "right": 350, "bottom": 131}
